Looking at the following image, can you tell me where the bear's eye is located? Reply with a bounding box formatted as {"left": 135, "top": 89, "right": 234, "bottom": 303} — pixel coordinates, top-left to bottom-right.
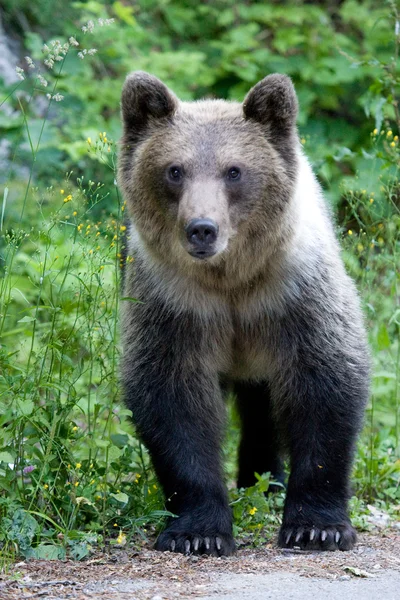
{"left": 227, "top": 167, "right": 241, "bottom": 181}
{"left": 168, "top": 166, "right": 183, "bottom": 181}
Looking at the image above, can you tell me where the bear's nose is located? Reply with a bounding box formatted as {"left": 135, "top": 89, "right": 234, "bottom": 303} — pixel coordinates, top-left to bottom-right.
{"left": 185, "top": 219, "right": 219, "bottom": 246}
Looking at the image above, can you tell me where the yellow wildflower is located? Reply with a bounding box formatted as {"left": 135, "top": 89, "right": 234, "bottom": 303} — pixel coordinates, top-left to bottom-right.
{"left": 120, "top": 225, "right": 126, "bottom": 231}
{"left": 73, "top": 211, "right": 77, "bottom": 216}
{"left": 75, "top": 463, "right": 81, "bottom": 469}
{"left": 44, "top": 483, "right": 49, "bottom": 489}
{"left": 348, "top": 230, "right": 353, "bottom": 236}
{"left": 74, "top": 481, "right": 79, "bottom": 487}
{"left": 248, "top": 507, "right": 258, "bottom": 516}
{"left": 72, "top": 426, "right": 78, "bottom": 432}
{"left": 116, "top": 532, "right": 127, "bottom": 545}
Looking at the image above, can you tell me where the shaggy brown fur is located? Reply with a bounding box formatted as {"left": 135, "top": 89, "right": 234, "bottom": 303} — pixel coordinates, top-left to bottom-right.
{"left": 118, "top": 72, "right": 370, "bottom": 556}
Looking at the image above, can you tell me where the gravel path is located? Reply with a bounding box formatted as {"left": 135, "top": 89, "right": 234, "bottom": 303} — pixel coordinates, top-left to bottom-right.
{"left": 1, "top": 531, "right": 399, "bottom": 599}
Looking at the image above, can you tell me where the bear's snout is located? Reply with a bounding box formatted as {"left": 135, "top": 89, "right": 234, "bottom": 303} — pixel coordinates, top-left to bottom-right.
{"left": 185, "top": 218, "right": 219, "bottom": 259}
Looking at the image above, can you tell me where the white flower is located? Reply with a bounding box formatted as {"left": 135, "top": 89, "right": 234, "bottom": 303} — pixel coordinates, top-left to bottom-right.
{"left": 82, "top": 20, "right": 95, "bottom": 34}
{"left": 15, "top": 66, "right": 25, "bottom": 80}
{"left": 25, "top": 56, "right": 35, "bottom": 69}
{"left": 87, "top": 49, "right": 97, "bottom": 56}
{"left": 98, "top": 18, "right": 114, "bottom": 26}
{"left": 69, "top": 36, "right": 79, "bottom": 47}
{"left": 37, "top": 74, "right": 48, "bottom": 87}
{"left": 46, "top": 93, "right": 64, "bottom": 102}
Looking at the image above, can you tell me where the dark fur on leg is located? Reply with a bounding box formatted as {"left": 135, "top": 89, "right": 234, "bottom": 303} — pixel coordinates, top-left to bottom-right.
{"left": 122, "top": 294, "right": 235, "bottom": 556}
{"left": 235, "top": 380, "right": 285, "bottom": 491}
{"left": 271, "top": 274, "right": 369, "bottom": 551}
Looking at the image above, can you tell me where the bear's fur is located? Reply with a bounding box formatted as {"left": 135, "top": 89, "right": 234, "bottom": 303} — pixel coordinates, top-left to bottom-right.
{"left": 118, "top": 72, "right": 370, "bottom": 556}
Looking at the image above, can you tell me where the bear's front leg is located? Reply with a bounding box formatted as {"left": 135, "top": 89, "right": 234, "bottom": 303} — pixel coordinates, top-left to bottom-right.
{"left": 122, "top": 303, "right": 235, "bottom": 556}
{"left": 272, "top": 309, "right": 369, "bottom": 551}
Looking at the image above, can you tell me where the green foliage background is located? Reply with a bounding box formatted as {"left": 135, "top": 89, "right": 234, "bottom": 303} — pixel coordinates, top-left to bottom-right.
{"left": 0, "top": 0, "right": 399, "bottom": 560}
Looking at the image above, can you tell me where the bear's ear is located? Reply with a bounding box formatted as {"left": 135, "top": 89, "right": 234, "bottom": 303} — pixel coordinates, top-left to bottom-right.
{"left": 121, "top": 71, "right": 178, "bottom": 133}
{"left": 243, "top": 74, "right": 298, "bottom": 132}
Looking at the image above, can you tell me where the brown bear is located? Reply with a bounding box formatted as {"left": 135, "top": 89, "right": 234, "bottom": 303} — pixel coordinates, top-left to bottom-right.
{"left": 118, "top": 72, "right": 370, "bottom": 556}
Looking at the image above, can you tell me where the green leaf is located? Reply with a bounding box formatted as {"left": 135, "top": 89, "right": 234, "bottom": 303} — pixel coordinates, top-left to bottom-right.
{"left": 0, "top": 451, "right": 14, "bottom": 463}
{"left": 111, "top": 492, "right": 129, "bottom": 504}
{"left": 113, "top": 1, "right": 136, "bottom": 26}
{"left": 108, "top": 445, "right": 123, "bottom": 462}
{"left": 17, "top": 316, "right": 36, "bottom": 323}
{"left": 94, "top": 439, "right": 110, "bottom": 449}
{"left": 16, "top": 399, "right": 34, "bottom": 416}
{"left": 110, "top": 433, "right": 129, "bottom": 448}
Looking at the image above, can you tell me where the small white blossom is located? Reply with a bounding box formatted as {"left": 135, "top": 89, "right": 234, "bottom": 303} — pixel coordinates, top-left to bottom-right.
{"left": 25, "top": 56, "right": 35, "bottom": 69}
{"left": 78, "top": 52, "right": 85, "bottom": 59}
{"left": 46, "top": 93, "right": 64, "bottom": 102}
{"left": 69, "top": 36, "right": 79, "bottom": 47}
{"left": 44, "top": 58, "right": 54, "bottom": 69}
{"left": 82, "top": 20, "right": 95, "bottom": 34}
{"left": 87, "top": 49, "right": 97, "bottom": 56}
{"left": 37, "top": 74, "right": 48, "bottom": 87}
{"left": 98, "top": 18, "right": 114, "bottom": 26}
{"left": 15, "top": 66, "right": 25, "bottom": 80}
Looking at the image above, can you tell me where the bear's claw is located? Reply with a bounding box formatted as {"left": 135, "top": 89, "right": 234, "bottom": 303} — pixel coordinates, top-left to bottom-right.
{"left": 156, "top": 531, "right": 235, "bottom": 556}
{"left": 278, "top": 523, "right": 356, "bottom": 551}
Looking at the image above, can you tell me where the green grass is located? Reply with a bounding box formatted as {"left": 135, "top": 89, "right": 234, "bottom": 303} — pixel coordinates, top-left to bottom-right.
{"left": 0, "top": 1, "right": 399, "bottom": 565}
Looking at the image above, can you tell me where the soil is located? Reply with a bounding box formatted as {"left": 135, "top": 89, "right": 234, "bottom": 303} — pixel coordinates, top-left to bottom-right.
{"left": 1, "top": 530, "right": 399, "bottom": 599}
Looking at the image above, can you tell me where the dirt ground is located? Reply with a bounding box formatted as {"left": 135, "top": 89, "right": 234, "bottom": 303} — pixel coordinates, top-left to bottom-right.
{"left": 1, "top": 530, "right": 400, "bottom": 600}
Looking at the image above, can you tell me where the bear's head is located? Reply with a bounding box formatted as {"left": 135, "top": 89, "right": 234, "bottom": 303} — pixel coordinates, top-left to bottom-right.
{"left": 118, "top": 72, "right": 299, "bottom": 285}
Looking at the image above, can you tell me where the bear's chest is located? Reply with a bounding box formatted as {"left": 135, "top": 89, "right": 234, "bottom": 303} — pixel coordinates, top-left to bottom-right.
{"left": 222, "top": 309, "right": 277, "bottom": 382}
